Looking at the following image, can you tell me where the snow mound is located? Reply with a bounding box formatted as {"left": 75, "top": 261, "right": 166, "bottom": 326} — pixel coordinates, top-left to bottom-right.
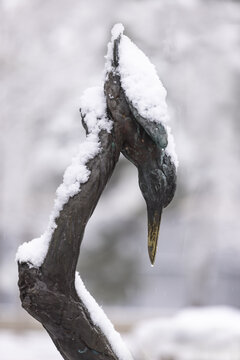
{"left": 16, "top": 86, "right": 112, "bottom": 267}
{"left": 127, "top": 307, "right": 240, "bottom": 360}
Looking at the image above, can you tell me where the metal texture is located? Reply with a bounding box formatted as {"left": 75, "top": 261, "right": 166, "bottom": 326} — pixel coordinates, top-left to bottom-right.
{"left": 18, "top": 30, "right": 177, "bottom": 360}
{"left": 105, "top": 36, "right": 177, "bottom": 264}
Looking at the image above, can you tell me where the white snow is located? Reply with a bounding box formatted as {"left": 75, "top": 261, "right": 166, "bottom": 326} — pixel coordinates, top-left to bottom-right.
{"left": 119, "top": 36, "right": 168, "bottom": 125}
{"left": 75, "top": 272, "right": 133, "bottom": 360}
{"left": 15, "top": 85, "right": 133, "bottom": 360}
{"left": 3, "top": 307, "right": 240, "bottom": 360}
{"left": 16, "top": 86, "right": 112, "bottom": 267}
{"left": 0, "top": 330, "right": 62, "bottom": 360}
{"left": 15, "top": 25, "right": 178, "bottom": 360}
{"left": 104, "top": 23, "right": 124, "bottom": 75}
{"left": 16, "top": 24, "right": 178, "bottom": 267}
{"left": 105, "top": 23, "right": 178, "bottom": 167}
{"left": 127, "top": 307, "right": 240, "bottom": 360}
{"left": 111, "top": 23, "right": 124, "bottom": 41}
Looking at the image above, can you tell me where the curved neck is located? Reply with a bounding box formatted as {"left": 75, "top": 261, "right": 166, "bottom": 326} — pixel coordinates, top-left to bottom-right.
{"left": 42, "top": 126, "right": 122, "bottom": 295}
{"left": 18, "top": 124, "right": 131, "bottom": 360}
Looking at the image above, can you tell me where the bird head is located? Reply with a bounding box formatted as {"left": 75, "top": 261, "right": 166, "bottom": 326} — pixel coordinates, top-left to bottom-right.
{"left": 104, "top": 28, "right": 177, "bottom": 264}
{"left": 138, "top": 153, "right": 176, "bottom": 264}
{"left": 121, "top": 116, "right": 176, "bottom": 265}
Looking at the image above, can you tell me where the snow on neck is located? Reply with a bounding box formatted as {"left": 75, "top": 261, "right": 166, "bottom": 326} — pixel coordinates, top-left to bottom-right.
{"left": 105, "top": 24, "right": 178, "bottom": 167}
{"left": 75, "top": 273, "right": 133, "bottom": 360}
{"left": 16, "top": 84, "right": 132, "bottom": 360}
{"left": 16, "top": 86, "right": 112, "bottom": 267}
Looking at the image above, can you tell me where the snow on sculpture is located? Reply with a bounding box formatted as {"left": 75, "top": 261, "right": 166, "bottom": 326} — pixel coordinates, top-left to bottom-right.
{"left": 105, "top": 24, "right": 178, "bottom": 166}
{"left": 16, "top": 87, "right": 112, "bottom": 267}
{"left": 16, "top": 24, "right": 177, "bottom": 360}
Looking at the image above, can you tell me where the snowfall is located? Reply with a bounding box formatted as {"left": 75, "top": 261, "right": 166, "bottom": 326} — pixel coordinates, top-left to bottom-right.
{"left": 2, "top": 307, "right": 240, "bottom": 360}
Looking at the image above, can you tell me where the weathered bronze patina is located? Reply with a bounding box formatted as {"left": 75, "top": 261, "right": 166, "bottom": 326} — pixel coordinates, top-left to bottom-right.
{"left": 18, "top": 30, "right": 177, "bottom": 360}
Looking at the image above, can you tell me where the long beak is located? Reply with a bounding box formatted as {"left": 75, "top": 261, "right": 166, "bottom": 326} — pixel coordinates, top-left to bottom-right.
{"left": 147, "top": 205, "right": 162, "bottom": 265}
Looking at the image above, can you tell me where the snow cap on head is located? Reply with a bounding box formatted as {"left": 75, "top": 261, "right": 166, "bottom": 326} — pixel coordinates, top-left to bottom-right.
{"left": 107, "top": 25, "right": 178, "bottom": 167}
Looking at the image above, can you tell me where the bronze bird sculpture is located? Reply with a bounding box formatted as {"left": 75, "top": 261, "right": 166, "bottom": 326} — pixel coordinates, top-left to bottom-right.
{"left": 17, "top": 25, "right": 177, "bottom": 360}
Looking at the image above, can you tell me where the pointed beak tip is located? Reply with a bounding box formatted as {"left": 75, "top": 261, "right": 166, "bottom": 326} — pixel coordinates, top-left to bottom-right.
{"left": 150, "top": 256, "right": 155, "bottom": 267}
{"left": 147, "top": 206, "right": 162, "bottom": 266}
{"left": 148, "top": 246, "right": 156, "bottom": 266}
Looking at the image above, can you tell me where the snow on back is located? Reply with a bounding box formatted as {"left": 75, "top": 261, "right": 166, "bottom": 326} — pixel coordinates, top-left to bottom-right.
{"left": 106, "top": 24, "right": 178, "bottom": 167}
{"left": 75, "top": 272, "right": 133, "bottom": 360}
{"left": 16, "top": 86, "right": 112, "bottom": 267}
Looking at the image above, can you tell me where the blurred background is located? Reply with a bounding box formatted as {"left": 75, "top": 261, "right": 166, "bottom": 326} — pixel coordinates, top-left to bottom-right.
{"left": 1, "top": 0, "right": 240, "bottom": 359}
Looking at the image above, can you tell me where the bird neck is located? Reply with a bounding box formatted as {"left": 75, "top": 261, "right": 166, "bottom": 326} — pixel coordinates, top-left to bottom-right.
{"left": 41, "top": 126, "right": 122, "bottom": 294}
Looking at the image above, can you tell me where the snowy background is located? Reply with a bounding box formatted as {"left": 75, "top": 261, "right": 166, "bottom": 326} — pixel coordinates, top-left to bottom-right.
{"left": 1, "top": 0, "right": 240, "bottom": 359}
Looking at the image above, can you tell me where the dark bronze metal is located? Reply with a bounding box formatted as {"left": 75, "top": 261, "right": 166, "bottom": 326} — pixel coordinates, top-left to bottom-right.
{"left": 105, "top": 35, "right": 177, "bottom": 264}
{"left": 18, "top": 30, "right": 177, "bottom": 360}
